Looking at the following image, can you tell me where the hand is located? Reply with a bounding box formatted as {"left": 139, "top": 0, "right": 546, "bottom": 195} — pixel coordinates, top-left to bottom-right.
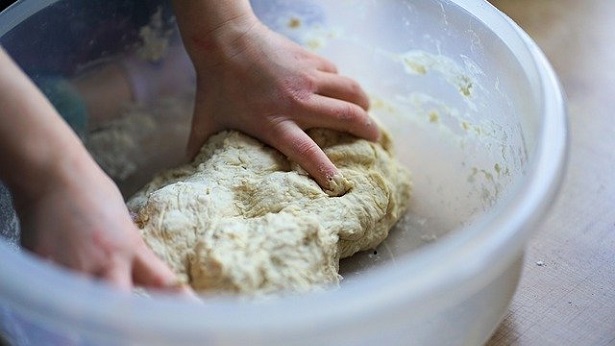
{"left": 0, "top": 47, "right": 190, "bottom": 294}
{"left": 183, "top": 19, "right": 380, "bottom": 192}
{"left": 16, "top": 156, "right": 189, "bottom": 294}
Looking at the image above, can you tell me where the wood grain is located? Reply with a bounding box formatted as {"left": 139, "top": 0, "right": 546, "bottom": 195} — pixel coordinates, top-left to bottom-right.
{"left": 486, "top": 1, "right": 615, "bottom": 345}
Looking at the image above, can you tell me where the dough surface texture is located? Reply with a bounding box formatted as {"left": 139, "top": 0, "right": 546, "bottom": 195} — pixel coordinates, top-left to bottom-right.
{"left": 128, "top": 129, "right": 411, "bottom": 295}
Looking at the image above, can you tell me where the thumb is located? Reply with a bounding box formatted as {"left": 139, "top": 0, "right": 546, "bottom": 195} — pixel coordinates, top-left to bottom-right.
{"left": 132, "top": 245, "right": 197, "bottom": 298}
{"left": 98, "top": 257, "right": 132, "bottom": 292}
{"left": 131, "top": 241, "right": 185, "bottom": 291}
{"left": 186, "top": 89, "right": 218, "bottom": 159}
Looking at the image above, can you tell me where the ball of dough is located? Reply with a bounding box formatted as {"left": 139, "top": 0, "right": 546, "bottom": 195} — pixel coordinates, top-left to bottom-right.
{"left": 128, "top": 129, "right": 411, "bottom": 295}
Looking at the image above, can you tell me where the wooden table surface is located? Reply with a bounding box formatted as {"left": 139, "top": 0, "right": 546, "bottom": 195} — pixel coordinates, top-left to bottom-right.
{"left": 485, "top": 1, "right": 615, "bottom": 345}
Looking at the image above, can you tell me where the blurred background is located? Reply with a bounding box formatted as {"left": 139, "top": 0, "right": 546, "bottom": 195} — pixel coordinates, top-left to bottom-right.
{"left": 0, "top": 1, "right": 14, "bottom": 12}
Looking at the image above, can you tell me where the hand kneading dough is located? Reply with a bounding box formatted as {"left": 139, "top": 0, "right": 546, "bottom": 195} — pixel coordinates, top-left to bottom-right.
{"left": 127, "top": 128, "right": 411, "bottom": 295}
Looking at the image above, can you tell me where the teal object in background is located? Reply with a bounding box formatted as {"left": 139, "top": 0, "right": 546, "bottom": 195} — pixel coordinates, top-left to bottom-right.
{"left": 34, "top": 76, "right": 88, "bottom": 138}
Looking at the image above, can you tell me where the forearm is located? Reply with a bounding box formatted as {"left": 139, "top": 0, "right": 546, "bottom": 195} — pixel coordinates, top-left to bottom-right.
{"left": 171, "top": 0, "right": 259, "bottom": 67}
{"left": 0, "top": 48, "right": 93, "bottom": 200}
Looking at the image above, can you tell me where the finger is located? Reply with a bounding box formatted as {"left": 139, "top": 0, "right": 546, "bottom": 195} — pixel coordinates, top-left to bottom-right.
{"left": 132, "top": 241, "right": 181, "bottom": 289}
{"left": 315, "top": 72, "right": 370, "bottom": 110}
{"left": 266, "top": 121, "right": 341, "bottom": 192}
{"left": 297, "top": 95, "right": 380, "bottom": 142}
{"left": 187, "top": 123, "right": 207, "bottom": 159}
{"left": 186, "top": 101, "right": 217, "bottom": 159}
{"left": 132, "top": 245, "right": 198, "bottom": 298}
{"left": 98, "top": 257, "right": 132, "bottom": 292}
{"left": 305, "top": 52, "right": 338, "bottom": 73}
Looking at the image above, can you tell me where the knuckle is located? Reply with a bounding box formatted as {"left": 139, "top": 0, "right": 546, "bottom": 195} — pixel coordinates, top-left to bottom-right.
{"left": 347, "top": 79, "right": 363, "bottom": 95}
{"left": 263, "top": 123, "right": 285, "bottom": 144}
{"left": 343, "top": 79, "right": 369, "bottom": 109}
{"left": 336, "top": 103, "right": 360, "bottom": 122}
{"left": 327, "top": 62, "right": 339, "bottom": 73}
{"left": 292, "top": 138, "right": 321, "bottom": 159}
{"left": 280, "top": 73, "right": 316, "bottom": 106}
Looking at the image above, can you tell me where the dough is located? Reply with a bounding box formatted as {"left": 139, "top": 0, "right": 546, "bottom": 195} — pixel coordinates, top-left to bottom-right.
{"left": 128, "top": 128, "right": 411, "bottom": 295}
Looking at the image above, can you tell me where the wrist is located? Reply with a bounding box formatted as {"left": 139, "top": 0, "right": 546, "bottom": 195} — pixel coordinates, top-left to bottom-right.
{"left": 8, "top": 140, "right": 98, "bottom": 212}
{"left": 0, "top": 48, "right": 110, "bottom": 216}
{"left": 172, "top": 0, "right": 260, "bottom": 68}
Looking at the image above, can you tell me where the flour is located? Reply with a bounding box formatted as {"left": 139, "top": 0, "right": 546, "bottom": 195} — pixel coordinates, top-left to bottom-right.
{"left": 86, "top": 110, "right": 155, "bottom": 181}
{"left": 128, "top": 129, "right": 411, "bottom": 296}
{"left": 86, "top": 98, "right": 192, "bottom": 185}
{"left": 136, "top": 7, "right": 174, "bottom": 63}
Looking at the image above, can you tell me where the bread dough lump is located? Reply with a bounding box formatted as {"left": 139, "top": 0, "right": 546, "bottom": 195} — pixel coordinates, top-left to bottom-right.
{"left": 128, "top": 129, "right": 411, "bottom": 295}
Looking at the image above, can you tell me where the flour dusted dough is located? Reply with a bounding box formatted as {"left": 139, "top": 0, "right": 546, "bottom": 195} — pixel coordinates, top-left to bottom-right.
{"left": 128, "top": 129, "right": 411, "bottom": 295}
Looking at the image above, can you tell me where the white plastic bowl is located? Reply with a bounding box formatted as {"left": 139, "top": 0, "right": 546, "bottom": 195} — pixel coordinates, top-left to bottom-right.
{"left": 0, "top": 0, "right": 567, "bottom": 345}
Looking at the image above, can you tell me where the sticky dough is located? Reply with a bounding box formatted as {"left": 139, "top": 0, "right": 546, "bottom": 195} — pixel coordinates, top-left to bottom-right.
{"left": 127, "top": 129, "right": 411, "bottom": 295}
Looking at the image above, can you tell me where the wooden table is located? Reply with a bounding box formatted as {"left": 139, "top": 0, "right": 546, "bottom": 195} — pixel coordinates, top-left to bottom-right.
{"left": 486, "top": 1, "right": 615, "bottom": 345}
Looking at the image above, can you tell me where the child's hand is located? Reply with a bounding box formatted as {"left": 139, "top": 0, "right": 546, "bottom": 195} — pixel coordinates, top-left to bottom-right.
{"left": 16, "top": 160, "right": 188, "bottom": 293}
{"left": 0, "top": 47, "right": 189, "bottom": 293}
{"left": 175, "top": 2, "right": 380, "bottom": 191}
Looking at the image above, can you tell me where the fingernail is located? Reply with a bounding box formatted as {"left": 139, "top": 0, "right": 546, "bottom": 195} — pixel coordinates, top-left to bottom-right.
{"left": 324, "top": 172, "right": 351, "bottom": 197}
{"left": 367, "top": 119, "right": 381, "bottom": 141}
{"left": 165, "top": 278, "right": 202, "bottom": 301}
{"left": 166, "top": 275, "right": 188, "bottom": 288}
